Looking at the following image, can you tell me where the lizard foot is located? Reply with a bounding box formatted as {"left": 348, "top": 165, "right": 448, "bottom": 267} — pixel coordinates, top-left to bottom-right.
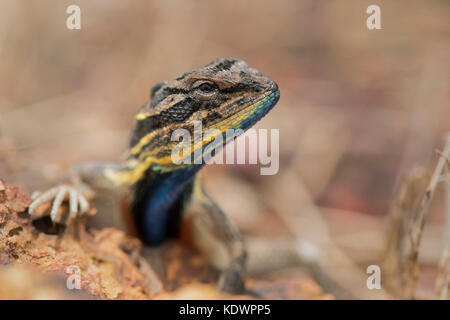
{"left": 28, "top": 184, "right": 94, "bottom": 224}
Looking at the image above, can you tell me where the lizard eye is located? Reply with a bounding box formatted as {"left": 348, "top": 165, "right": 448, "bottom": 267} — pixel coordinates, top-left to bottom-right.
{"left": 196, "top": 82, "right": 217, "bottom": 94}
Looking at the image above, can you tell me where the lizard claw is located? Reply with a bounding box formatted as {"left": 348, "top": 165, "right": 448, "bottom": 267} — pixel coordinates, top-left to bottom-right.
{"left": 28, "top": 184, "right": 94, "bottom": 223}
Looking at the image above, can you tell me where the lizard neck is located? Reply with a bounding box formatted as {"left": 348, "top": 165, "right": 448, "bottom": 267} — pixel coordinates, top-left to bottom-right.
{"left": 131, "top": 165, "right": 202, "bottom": 244}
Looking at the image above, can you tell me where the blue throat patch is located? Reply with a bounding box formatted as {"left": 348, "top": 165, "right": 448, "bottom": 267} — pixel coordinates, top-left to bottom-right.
{"left": 141, "top": 165, "right": 200, "bottom": 244}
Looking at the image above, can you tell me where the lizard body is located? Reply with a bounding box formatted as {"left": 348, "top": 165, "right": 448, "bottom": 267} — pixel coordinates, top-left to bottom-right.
{"left": 29, "top": 58, "right": 280, "bottom": 293}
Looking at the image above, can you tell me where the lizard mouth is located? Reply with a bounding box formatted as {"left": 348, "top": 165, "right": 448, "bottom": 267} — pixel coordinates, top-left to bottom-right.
{"left": 196, "top": 85, "right": 280, "bottom": 163}
{"left": 232, "top": 85, "right": 280, "bottom": 131}
{"left": 204, "top": 83, "right": 280, "bottom": 134}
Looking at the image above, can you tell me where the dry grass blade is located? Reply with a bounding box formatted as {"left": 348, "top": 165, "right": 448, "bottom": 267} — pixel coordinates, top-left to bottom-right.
{"left": 435, "top": 150, "right": 450, "bottom": 168}
{"left": 445, "top": 154, "right": 450, "bottom": 251}
{"left": 382, "top": 167, "right": 427, "bottom": 294}
{"left": 435, "top": 245, "right": 450, "bottom": 299}
{"left": 435, "top": 153, "right": 450, "bottom": 299}
{"left": 405, "top": 133, "right": 450, "bottom": 299}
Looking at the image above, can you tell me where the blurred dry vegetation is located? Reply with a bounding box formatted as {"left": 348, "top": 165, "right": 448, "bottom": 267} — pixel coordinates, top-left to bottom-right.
{"left": 0, "top": 0, "right": 449, "bottom": 299}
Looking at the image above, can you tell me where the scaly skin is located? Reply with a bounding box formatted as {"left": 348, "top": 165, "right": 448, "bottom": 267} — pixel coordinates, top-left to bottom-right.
{"left": 29, "top": 57, "right": 280, "bottom": 293}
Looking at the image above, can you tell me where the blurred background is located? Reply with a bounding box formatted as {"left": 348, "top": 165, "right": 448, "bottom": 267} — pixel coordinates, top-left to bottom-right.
{"left": 0, "top": 0, "right": 448, "bottom": 299}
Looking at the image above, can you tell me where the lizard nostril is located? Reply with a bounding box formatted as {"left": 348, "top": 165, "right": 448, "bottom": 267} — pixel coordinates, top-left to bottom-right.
{"left": 270, "top": 81, "right": 279, "bottom": 92}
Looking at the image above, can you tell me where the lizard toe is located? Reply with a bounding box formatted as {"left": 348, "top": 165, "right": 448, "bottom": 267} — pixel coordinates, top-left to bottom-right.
{"left": 28, "top": 184, "right": 93, "bottom": 223}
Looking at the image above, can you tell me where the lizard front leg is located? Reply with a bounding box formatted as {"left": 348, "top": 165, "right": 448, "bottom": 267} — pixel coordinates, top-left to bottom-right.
{"left": 28, "top": 162, "right": 125, "bottom": 226}
{"left": 181, "top": 175, "right": 247, "bottom": 293}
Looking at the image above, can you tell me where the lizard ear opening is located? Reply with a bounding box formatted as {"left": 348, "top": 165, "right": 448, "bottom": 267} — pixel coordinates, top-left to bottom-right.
{"left": 150, "top": 81, "right": 167, "bottom": 100}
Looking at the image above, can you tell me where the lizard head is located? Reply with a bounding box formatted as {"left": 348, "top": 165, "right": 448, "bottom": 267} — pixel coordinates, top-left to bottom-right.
{"left": 112, "top": 58, "right": 280, "bottom": 184}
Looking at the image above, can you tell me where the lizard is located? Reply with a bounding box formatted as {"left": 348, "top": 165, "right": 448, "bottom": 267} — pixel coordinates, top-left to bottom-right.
{"left": 27, "top": 57, "right": 280, "bottom": 293}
